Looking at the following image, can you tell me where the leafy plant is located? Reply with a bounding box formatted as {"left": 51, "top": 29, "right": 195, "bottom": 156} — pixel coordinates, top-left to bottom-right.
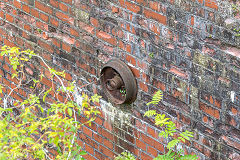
{"left": 145, "top": 90, "right": 198, "bottom": 160}
{"left": 232, "top": 3, "right": 240, "bottom": 16}
{"left": 115, "top": 152, "right": 136, "bottom": 160}
{"left": 115, "top": 90, "right": 198, "bottom": 160}
{"left": 146, "top": 90, "right": 163, "bottom": 105}
{"left": 0, "top": 46, "right": 101, "bottom": 160}
{"left": 149, "top": 52, "right": 155, "bottom": 58}
{"left": 233, "top": 27, "right": 240, "bottom": 37}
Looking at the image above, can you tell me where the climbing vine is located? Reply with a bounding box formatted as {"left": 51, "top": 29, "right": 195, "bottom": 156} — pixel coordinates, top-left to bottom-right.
{"left": 0, "top": 46, "right": 101, "bottom": 160}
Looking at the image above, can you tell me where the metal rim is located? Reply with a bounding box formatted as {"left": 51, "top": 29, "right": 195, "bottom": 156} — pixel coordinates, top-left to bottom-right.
{"left": 100, "top": 59, "right": 137, "bottom": 104}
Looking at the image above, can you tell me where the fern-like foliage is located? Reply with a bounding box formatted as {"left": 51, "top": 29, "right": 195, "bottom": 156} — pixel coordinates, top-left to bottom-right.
{"left": 147, "top": 90, "right": 163, "bottom": 105}
{"left": 144, "top": 110, "right": 156, "bottom": 117}
{"left": 143, "top": 90, "right": 198, "bottom": 160}
{"left": 116, "top": 90, "right": 198, "bottom": 160}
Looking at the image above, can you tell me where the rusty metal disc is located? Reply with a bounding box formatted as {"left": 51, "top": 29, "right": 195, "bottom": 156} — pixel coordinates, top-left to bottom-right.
{"left": 100, "top": 59, "right": 137, "bottom": 104}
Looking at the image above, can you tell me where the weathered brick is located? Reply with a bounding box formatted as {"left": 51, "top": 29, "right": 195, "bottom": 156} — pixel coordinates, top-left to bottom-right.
{"left": 1, "top": 0, "right": 240, "bottom": 159}
{"left": 143, "top": 9, "right": 167, "bottom": 25}
{"left": 35, "top": 1, "right": 53, "bottom": 15}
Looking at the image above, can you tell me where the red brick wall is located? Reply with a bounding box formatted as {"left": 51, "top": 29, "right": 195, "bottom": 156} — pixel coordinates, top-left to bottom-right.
{"left": 0, "top": 0, "right": 240, "bottom": 159}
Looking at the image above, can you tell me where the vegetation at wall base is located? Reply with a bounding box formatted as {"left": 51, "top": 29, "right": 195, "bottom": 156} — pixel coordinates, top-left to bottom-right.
{"left": 115, "top": 90, "right": 198, "bottom": 160}
{"left": 0, "top": 46, "right": 101, "bottom": 160}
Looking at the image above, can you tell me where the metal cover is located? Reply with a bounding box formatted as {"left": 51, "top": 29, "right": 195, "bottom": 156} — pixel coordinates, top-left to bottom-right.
{"left": 100, "top": 59, "right": 137, "bottom": 104}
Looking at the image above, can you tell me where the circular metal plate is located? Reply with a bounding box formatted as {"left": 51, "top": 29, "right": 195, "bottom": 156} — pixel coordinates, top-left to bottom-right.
{"left": 100, "top": 59, "right": 137, "bottom": 104}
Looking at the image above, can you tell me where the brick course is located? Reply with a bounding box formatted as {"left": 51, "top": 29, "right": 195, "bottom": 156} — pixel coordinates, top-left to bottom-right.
{"left": 0, "top": 0, "right": 239, "bottom": 159}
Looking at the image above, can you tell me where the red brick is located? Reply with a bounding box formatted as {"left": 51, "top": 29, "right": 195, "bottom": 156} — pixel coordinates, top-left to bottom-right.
{"left": 83, "top": 126, "right": 93, "bottom": 137}
{"left": 141, "top": 152, "right": 152, "bottom": 159}
{"left": 61, "top": 0, "right": 72, "bottom": 5}
{"left": 205, "top": 0, "right": 218, "bottom": 10}
{"left": 147, "top": 146, "right": 158, "bottom": 157}
{"left": 78, "top": 21, "right": 95, "bottom": 34}
{"left": 129, "top": 66, "right": 140, "bottom": 78}
{"left": 139, "top": 81, "right": 148, "bottom": 92}
{"left": 99, "top": 145, "right": 115, "bottom": 158}
{"left": 12, "top": 92, "right": 23, "bottom": 101}
{"left": 199, "top": 102, "right": 220, "bottom": 119}
{"left": 22, "top": 4, "right": 30, "bottom": 13}
{"left": 24, "top": 24, "right": 31, "bottom": 32}
{"left": 90, "top": 17, "right": 99, "bottom": 28}
{"left": 55, "top": 11, "right": 74, "bottom": 25}
{"left": 191, "top": 16, "right": 194, "bottom": 25}
{"left": 85, "top": 144, "right": 94, "bottom": 155}
{"left": 103, "top": 138, "right": 113, "bottom": 149}
{"left": 214, "top": 99, "right": 221, "bottom": 108}
{"left": 59, "top": 2, "right": 68, "bottom": 12}
{"left": 112, "top": 6, "right": 119, "bottom": 13}
{"left": 96, "top": 30, "right": 117, "bottom": 46}
{"left": 35, "top": 1, "right": 53, "bottom": 15}
{"left": 231, "top": 107, "right": 238, "bottom": 115}
{"left": 31, "top": 8, "right": 39, "bottom": 18}
{"left": 136, "top": 0, "right": 148, "bottom": 6}
{"left": 41, "top": 77, "right": 52, "bottom": 88}
{"left": 143, "top": 9, "right": 167, "bottom": 25}
{"left": 13, "top": 0, "right": 21, "bottom": 9}
{"left": 136, "top": 139, "right": 146, "bottom": 151}
{"left": 99, "top": 128, "right": 114, "bottom": 141}
{"left": 40, "top": 13, "right": 49, "bottom": 22}
{"left": 118, "top": 0, "right": 124, "bottom": 7}
{"left": 36, "top": 21, "right": 48, "bottom": 31}
{"left": 125, "top": 1, "right": 141, "bottom": 13}
{"left": 149, "top": 23, "right": 161, "bottom": 35}
{"left": 149, "top": 1, "right": 159, "bottom": 11}
{"left": 126, "top": 44, "right": 131, "bottom": 53}
{"left": 50, "top": 18, "right": 59, "bottom": 27}
{"left": 21, "top": 0, "right": 33, "bottom": 5}
{"left": 50, "top": 0, "right": 59, "bottom": 8}
{"left": 0, "top": 11, "right": 4, "bottom": 19}
{"left": 70, "top": 28, "right": 79, "bottom": 37}
{"left": 203, "top": 116, "right": 208, "bottom": 123}
{"left": 6, "top": 14, "right": 14, "bottom": 23}
{"left": 38, "top": 39, "right": 53, "bottom": 53}
{"left": 51, "top": 38, "right": 60, "bottom": 48}
{"left": 62, "top": 42, "right": 71, "bottom": 52}
{"left": 22, "top": 31, "right": 30, "bottom": 39}
{"left": 4, "top": 39, "right": 15, "bottom": 47}
{"left": 169, "top": 67, "right": 189, "bottom": 79}
{"left": 126, "top": 54, "right": 136, "bottom": 66}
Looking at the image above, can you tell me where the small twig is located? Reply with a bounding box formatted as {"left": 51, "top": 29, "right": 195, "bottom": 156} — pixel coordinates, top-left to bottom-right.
{"left": 66, "top": 107, "right": 78, "bottom": 160}
{"left": 43, "top": 148, "right": 53, "bottom": 160}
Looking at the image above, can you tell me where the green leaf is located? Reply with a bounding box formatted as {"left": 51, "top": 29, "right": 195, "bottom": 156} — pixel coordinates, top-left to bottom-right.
{"left": 144, "top": 110, "right": 156, "bottom": 117}
{"left": 76, "top": 155, "right": 85, "bottom": 160}
{"left": 147, "top": 90, "right": 163, "bottom": 105}
{"left": 91, "top": 94, "right": 101, "bottom": 103}
{"left": 167, "top": 139, "right": 180, "bottom": 149}
{"left": 43, "top": 88, "right": 52, "bottom": 102}
{"left": 79, "top": 151, "right": 87, "bottom": 155}
{"left": 154, "top": 154, "right": 174, "bottom": 160}
{"left": 179, "top": 154, "right": 198, "bottom": 160}
{"left": 68, "top": 108, "right": 73, "bottom": 117}
{"left": 53, "top": 136, "right": 59, "bottom": 146}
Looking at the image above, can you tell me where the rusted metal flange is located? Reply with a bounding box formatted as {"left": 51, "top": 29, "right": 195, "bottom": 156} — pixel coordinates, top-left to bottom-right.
{"left": 100, "top": 59, "right": 137, "bottom": 104}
